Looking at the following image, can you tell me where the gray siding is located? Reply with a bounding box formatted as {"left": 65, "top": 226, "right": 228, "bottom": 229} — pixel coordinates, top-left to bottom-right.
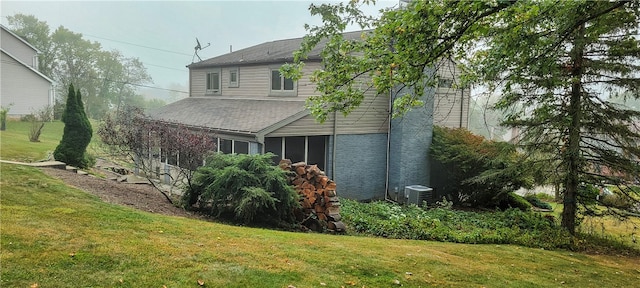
{"left": 1, "top": 28, "right": 38, "bottom": 67}
{"left": 433, "top": 59, "right": 469, "bottom": 128}
{"left": 1, "top": 51, "right": 52, "bottom": 116}
{"left": 388, "top": 88, "right": 434, "bottom": 199}
{"left": 327, "top": 133, "right": 388, "bottom": 201}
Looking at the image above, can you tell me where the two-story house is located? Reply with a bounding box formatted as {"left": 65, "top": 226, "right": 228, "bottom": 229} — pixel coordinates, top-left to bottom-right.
{"left": 1, "top": 25, "right": 55, "bottom": 117}
{"left": 149, "top": 31, "right": 468, "bottom": 201}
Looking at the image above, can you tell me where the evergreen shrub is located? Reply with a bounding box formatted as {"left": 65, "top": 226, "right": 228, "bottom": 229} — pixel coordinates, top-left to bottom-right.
{"left": 430, "top": 126, "right": 534, "bottom": 209}
{"left": 524, "top": 194, "right": 553, "bottom": 210}
{"left": 53, "top": 84, "right": 93, "bottom": 168}
{"left": 183, "top": 153, "right": 299, "bottom": 227}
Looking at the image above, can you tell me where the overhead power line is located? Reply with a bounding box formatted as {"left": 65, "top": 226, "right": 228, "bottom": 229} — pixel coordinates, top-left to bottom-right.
{"left": 83, "top": 33, "right": 193, "bottom": 56}
{"left": 128, "top": 82, "right": 189, "bottom": 94}
{"left": 143, "top": 62, "right": 188, "bottom": 72}
{"left": 93, "top": 76, "right": 189, "bottom": 94}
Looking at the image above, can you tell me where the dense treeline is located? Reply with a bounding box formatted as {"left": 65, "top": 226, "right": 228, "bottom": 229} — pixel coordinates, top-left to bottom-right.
{"left": 6, "top": 14, "right": 163, "bottom": 119}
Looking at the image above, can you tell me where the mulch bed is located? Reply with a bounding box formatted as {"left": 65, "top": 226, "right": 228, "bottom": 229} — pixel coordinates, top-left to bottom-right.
{"left": 41, "top": 167, "right": 201, "bottom": 219}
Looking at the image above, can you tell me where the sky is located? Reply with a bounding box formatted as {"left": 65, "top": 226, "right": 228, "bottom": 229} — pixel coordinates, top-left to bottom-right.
{"left": 1, "top": 0, "right": 398, "bottom": 100}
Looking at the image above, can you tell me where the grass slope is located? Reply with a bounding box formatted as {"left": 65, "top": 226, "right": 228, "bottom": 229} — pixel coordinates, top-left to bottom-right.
{"left": 2, "top": 163, "right": 639, "bottom": 287}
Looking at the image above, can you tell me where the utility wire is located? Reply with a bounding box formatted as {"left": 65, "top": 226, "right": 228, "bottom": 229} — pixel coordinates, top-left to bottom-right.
{"left": 90, "top": 76, "right": 189, "bottom": 94}
{"left": 83, "top": 33, "right": 193, "bottom": 56}
{"left": 143, "top": 62, "right": 188, "bottom": 72}
{"left": 2, "top": 60, "right": 189, "bottom": 94}
{"left": 130, "top": 83, "right": 189, "bottom": 94}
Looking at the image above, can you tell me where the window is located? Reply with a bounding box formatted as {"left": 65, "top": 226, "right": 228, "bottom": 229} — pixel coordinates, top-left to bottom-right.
{"left": 438, "top": 78, "right": 454, "bottom": 88}
{"left": 307, "top": 136, "right": 326, "bottom": 171}
{"left": 270, "top": 68, "right": 296, "bottom": 96}
{"left": 229, "top": 68, "right": 239, "bottom": 88}
{"left": 219, "top": 139, "right": 232, "bottom": 154}
{"left": 265, "top": 137, "right": 282, "bottom": 164}
{"left": 234, "top": 141, "right": 249, "bottom": 154}
{"left": 218, "top": 138, "right": 249, "bottom": 154}
{"left": 206, "top": 69, "right": 221, "bottom": 95}
{"left": 265, "top": 136, "right": 327, "bottom": 170}
{"left": 285, "top": 136, "right": 305, "bottom": 163}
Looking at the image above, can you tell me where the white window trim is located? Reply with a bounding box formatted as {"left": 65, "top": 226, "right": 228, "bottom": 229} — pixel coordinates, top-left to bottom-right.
{"left": 206, "top": 68, "right": 222, "bottom": 95}
{"left": 269, "top": 66, "right": 297, "bottom": 97}
{"left": 228, "top": 67, "right": 239, "bottom": 88}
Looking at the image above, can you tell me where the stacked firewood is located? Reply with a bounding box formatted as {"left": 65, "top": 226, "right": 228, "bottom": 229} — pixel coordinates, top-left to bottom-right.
{"left": 279, "top": 159, "right": 345, "bottom": 233}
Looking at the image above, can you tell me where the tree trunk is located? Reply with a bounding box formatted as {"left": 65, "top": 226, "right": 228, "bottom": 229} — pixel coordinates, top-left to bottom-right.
{"left": 561, "top": 23, "right": 586, "bottom": 235}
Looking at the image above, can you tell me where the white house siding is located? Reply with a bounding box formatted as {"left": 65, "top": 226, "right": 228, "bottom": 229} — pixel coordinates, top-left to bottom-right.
{"left": 189, "top": 62, "right": 322, "bottom": 99}
{"left": 1, "top": 28, "right": 38, "bottom": 68}
{"left": 1, "top": 51, "right": 52, "bottom": 116}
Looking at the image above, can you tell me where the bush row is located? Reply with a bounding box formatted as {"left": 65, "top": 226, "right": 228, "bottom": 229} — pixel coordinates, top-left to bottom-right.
{"left": 340, "top": 199, "right": 572, "bottom": 249}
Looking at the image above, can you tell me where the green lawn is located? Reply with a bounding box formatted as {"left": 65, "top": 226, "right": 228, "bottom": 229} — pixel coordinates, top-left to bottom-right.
{"left": 2, "top": 118, "right": 639, "bottom": 287}
{"left": 2, "top": 163, "right": 640, "bottom": 287}
{"left": 542, "top": 202, "right": 640, "bottom": 249}
{"left": 0, "top": 120, "right": 64, "bottom": 162}
{"left": 0, "top": 119, "right": 102, "bottom": 162}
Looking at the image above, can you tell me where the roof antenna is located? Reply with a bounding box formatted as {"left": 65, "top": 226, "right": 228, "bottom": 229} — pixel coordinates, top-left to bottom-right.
{"left": 192, "top": 37, "right": 210, "bottom": 63}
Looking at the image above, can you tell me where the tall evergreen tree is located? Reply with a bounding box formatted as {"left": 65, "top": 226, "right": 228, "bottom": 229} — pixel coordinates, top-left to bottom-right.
{"left": 286, "top": 0, "right": 640, "bottom": 233}
{"left": 470, "top": 1, "right": 640, "bottom": 234}
{"left": 54, "top": 84, "right": 93, "bottom": 168}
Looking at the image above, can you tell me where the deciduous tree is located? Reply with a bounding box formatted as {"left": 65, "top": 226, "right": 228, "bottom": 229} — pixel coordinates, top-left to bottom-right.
{"left": 288, "top": 0, "right": 640, "bottom": 233}
{"left": 6, "top": 14, "right": 152, "bottom": 120}
{"left": 98, "top": 107, "right": 215, "bottom": 203}
{"left": 28, "top": 105, "right": 53, "bottom": 142}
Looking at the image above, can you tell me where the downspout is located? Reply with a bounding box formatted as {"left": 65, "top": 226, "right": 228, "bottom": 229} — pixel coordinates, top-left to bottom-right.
{"left": 256, "top": 134, "right": 265, "bottom": 154}
{"left": 385, "top": 88, "right": 393, "bottom": 202}
{"left": 459, "top": 87, "right": 464, "bottom": 128}
{"left": 332, "top": 111, "right": 337, "bottom": 179}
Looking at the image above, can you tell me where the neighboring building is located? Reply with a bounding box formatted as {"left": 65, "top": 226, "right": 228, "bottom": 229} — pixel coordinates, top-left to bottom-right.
{"left": 0, "top": 25, "right": 55, "bottom": 118}
{"left": 149, "top": 31, "right": 468, "bottom": 201}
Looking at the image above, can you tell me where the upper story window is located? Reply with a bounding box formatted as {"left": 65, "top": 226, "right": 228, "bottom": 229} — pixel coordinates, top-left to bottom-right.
{"left": 206, "top": 69, "right": 221, "bottom": 95}
{"left": 270, "top": 67, "right": 296, "bottom": 96}
{"left": 229, "top": 68, "right": 239, "bottom": 88}
{"left": 438, "top": 78, "right": 454, "bottom": 88}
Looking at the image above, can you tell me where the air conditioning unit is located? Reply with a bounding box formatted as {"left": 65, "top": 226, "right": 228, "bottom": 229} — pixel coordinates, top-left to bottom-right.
{"left": 404, "top": 185, "right": 433, "bottom": 206}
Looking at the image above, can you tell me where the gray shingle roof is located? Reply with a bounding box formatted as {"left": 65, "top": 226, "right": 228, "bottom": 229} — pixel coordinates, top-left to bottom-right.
{"left": 188, "top": 30, "right": 368, "bottom": 68}
{"left": 147, "top": 97, "right": 307, "bottom": 135}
